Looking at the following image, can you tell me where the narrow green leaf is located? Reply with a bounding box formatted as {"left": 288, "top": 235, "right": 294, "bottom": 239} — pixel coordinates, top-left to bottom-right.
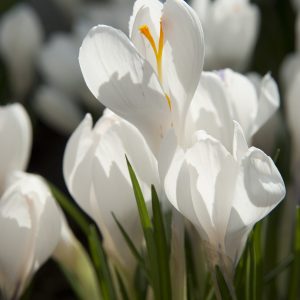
{"left": 48, "top": 182, "right": 90, "bottom": 235}
{"left": 88, "top": 225, "right": 117, "bottom": 300}
{"left": 214, "top": 266, "right": 232, "bottom": 300}
{"left": 288, "top": 206, "right": 300, "bottom": 300}
{"left": 151, "top": 185, "right": 172, "bottom": 300}
{"left": 125, "top": 157, "right": 159, "bottom": 298}
{"left": 116, "top": 269, "right": 130, "bottom": 300}
{"left": 112, "top": 213, "right": 147, "bottom": 272}
{"left": 126, "top": 156, "right": 152, "bottom": 231}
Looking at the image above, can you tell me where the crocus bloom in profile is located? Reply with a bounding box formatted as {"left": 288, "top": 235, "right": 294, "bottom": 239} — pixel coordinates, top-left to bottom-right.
{"left": 191, "top": 0, "right": 260, "bottom": 71}
{"left": 63, "top": 110, "right": 159, "bottom": 272}
{"left": 162, "top": 121, "right": 285, "bottom": 274}
{"left": 79, "top": 0, "right": 204, "bottom": 153}
{"left": 0, "top": 172, "right": 62, "bottom": 299}
{"left": 0, "top": 4, "right": 43, "bottom": 99}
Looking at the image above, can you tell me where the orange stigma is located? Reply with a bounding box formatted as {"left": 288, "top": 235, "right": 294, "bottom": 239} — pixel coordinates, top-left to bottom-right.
{"left": 139, "top": 21, "right": 171, "bottom": 110}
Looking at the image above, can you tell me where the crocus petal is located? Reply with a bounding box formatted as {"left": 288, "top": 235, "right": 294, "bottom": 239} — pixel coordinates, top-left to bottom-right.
{"left": 79, "top": 25, "right": 170, "bottom": 153}
{"left": 215, "top": 69, "right": 258, "bottom": 141}
{"left": 63, "top": 114, "right": 95, "bottom": 217}
{"left": 232, "top": 147, "right": 285, "bottom": 229}
{"left": 0, "top": 172, "right": 62, "bottom": 299}
{"left": 0, "top": 104, "right": 32, "bottom": 194}
{"left": 251, "top": 73, "right": 280, "bottom": 135}
{"left": 187, "top": 72, "right": 233, "bottom": 150}
{"left": 162, "top": 0, "right": 205, "bottom": 129}
{"left": 232, "top": 121, "right": 248, "bottom": 163}
{"left": 185, "top": 132, "right": 239, "bottom": 247}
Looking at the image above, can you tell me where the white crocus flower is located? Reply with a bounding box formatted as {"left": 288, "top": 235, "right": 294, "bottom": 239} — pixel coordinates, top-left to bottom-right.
{"left": 0, "top": 4, "right": 43, "bottom": 99}
{"left": 0, "top": 172, "right": 62, "bottom": 300}
{"left": 162, "top": 121, "right": 285, "bottom": 274}
{"left": 0, "top": 104, "right": 32, "bottom": 194}
{"left": 33, "top": 85, "right": 84, "bottom": 135}
{"left": 63, "top": 110, "right": 159, "bottom": 272}
{"left": 79, "top": 0, "right": 204, "bottom": 154}
{"left": 188, "top": 69, "right": 280, "bottom": 145}
{"left": 191, "top": 0, "right": 260, "bottom": 71}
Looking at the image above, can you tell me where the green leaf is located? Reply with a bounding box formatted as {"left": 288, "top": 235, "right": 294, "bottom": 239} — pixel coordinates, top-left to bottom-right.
{"left": 288, "top": 206, "right": 300, "bottom": 300}
{"left": 48, "top": 182, "right": 90, "bottom": 236}
{"left": 126, "top": 156, "right": 152, "bottom": 231}
{"left": 88, "top": 225, "right": 117, "bottom": 300}
{"left": 151, "top": 185, "right": 172, "bottom": 300}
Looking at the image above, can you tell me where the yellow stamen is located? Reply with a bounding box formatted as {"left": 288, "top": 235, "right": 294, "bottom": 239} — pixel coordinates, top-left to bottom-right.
{"left": 139, "top": 21, "right": 172, "bottom": 111}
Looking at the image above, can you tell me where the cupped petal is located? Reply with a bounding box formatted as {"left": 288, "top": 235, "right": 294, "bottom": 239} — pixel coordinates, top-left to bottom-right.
{"left": 0, "top": 172, "right": 62, "bottom": 299}
{"left": 231, "top": 147, "right": 285, "bottom": 230}
{"left": 0, "top": 104, "right": 32, "bottom": 194}
{"left": 33, "top": 85, "right": 84, "bottom": 135}
{"left": 251, "top": 73, "right": 280, "bottom": 135}
{"left": 79, "top": 25, "right": 171, "bottom": 153}
{"left": 186, "top": 72, "right": 233, "bottom": 150}
{"left": 162, "top": 0, "right": 205, "bottom": 130}
{"left": 232, "top": 121, "right": 248, "bottom": 163}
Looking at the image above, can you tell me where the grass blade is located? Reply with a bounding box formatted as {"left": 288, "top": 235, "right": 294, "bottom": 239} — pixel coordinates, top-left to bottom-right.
{"left": 151, "top": 185, "right": 172, "bottom": 300}
{"left": 88, "top": 224, "right": 117, "bottom": 300}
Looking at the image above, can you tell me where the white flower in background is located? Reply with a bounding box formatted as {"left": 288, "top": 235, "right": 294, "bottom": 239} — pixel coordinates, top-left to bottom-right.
{"left": 0, "top": 172, "right": 62, "bottom": 299}
{"left": 0, "top": 104, "right": 32, "bottom": 194}
{"left": 191, "top": 0, "right": 260, "bottom": 71}
{"left": 0, "top": 4, "right": 43, "bottom": 99}
{"left": 162, "top": 122, "right": 285, "bottom": 273}
{"left": 63, "top": 110, "right": 159, "bottom": 272}
{"left": 35, "top": 32, "right": 100, "bottom": 134}
{"left": 79, "top": 0, "right": 204, "bottom": 153}
{"left": 33, "top": 85, "right": 85, "bottom": 135}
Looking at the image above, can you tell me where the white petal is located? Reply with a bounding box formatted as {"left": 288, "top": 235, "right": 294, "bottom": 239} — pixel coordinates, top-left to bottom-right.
{"left": 251, "top": 73, "right": 280, "bottom": 135}
{"left": 162, "top": 0, "right": 205, "bottom": 128}
{"left": 232, "top": 121, "right": 248, "bottom": 163}
{"left": 232, "top": 147, "right": 286, "bottom": 228}
{"left": 63, "top": 114, "right": 95, "bottom": 217}
{"left": 33, "top": 85, "right": 84, "bottom": 135}
{"left": 186, "top": 72, "right": 233, "bottom": 150}
{"left": 216, "top": 69, "right": 258, "bottom": 141}
{"left": 185, "top": 132, "right": 239, "bottom": 247}
{"left": 0, "top": 104, "right": 32, "bottom": 194}
{"left": 79, "top": 25, "right": 170, "bottom": 153}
